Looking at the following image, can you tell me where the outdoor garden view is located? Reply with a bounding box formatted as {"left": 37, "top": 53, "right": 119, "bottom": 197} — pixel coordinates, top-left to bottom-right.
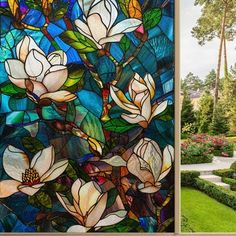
{"left": 181, "top": 0, "right": 236, "bottom": 232}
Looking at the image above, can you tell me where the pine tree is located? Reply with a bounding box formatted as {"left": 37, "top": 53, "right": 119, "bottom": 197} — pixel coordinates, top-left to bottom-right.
{"left": 209, "top": 103, "right": 229, "bottom": 135}
{"left": 192, "top": 0, "right": 236, "bottom": 109}
{"left": 197, "top": 91, "right": 214, "bottom": 133}
{"left": 228, "top": 99, "right": 236, "bottom": 134}
{"left": 181, "top": 90, "right": 196, "bottom": 128}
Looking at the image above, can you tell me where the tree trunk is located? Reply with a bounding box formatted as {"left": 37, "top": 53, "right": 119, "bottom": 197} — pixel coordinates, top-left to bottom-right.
{"left": 223, "top": 35, "right": 228, "bottom": 77}
{"left": 214, "top": 3, "right": 227, "bottom": 110}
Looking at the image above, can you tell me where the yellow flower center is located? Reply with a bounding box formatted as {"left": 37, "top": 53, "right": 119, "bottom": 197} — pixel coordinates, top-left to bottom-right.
{"left": 22, "top": 168, "right": 40, "bottom": 186}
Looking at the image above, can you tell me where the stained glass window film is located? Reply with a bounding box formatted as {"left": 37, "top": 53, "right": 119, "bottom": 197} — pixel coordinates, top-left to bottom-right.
{"left": 0, "top": 0, "right": 175, "bottom": 233}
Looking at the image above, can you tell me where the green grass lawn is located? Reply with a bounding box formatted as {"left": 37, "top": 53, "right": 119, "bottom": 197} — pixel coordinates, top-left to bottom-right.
{"left": 181, "top": 187, "right": 236, "bottom": 232}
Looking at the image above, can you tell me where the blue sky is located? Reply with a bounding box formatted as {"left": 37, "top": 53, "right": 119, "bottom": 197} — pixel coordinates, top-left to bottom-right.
{"left": 180, "top": 0, "right": 236, "bottom": 79}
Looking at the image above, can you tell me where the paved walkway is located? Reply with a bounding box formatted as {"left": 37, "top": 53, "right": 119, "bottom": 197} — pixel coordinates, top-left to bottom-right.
{"left": 181, "top": 154, "right": 236, "bottom": 189}
{"left": 181, "top": 156, "right": 236, "bottom": 172}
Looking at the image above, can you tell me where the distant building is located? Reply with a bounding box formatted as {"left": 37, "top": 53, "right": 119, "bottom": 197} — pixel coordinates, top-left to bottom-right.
{"left": 180, "top": 89, "right": 214, "bottom": 111}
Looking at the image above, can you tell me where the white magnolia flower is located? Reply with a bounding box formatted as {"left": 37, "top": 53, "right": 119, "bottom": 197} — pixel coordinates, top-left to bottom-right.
{"left": 75, "top": 0, "right": 142, "bottom": 49}
{"left": 110, "top": 73, "right": 168, "bottom": 128}
{"left": 0, "top": 145, "right": 68, "bottom": 197}
{"left": 56, "top": 178, "right": 126, "bottom": 232}
{"left": 127, "top": 138, "right": 174, "bottom": 193}
{"left": 4, "top": 36, "right": 76, "bottom": 103}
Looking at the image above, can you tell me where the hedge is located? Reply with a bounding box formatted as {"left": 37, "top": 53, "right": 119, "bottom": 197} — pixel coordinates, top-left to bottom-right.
{"left": 222, "top": 177, "right": 236, "bottom": 191}
{"left": 212, "top": 168, "right": 234, "bottom": 178}
{"left": 195, "top": 178, "right": 236, "bottom": 210}
{"left": 230, "top": 161, "right": 236, "bottom": 171}
{"left": 181, "top": 171, "right": 200, "bottom": 186}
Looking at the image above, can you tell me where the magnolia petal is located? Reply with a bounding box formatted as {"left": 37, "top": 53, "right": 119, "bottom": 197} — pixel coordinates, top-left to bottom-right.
{"left": 0, "top": 180, "right": 21, "bottom": 198}
{"left": 79, "top": 181, "right": 102, "bottom": 216}
{"left": 78, "top": 0, "right": 95, "bottom": 16}
{"left": 67, "top": 225, "right": 89, "bottom": 233}
{"left": 143, "top": 74, "right": 155, "bottom": 99}
{"left": 47, "top": 51, "right": 67, "bottom": 65}
{"left": 140, "top": 91, "right": 152, "bottom": 121}
{"left": 8, "top": 76, "right": 26, "bottom": 89}
{"left": 86, "top": 193, "right": 108, "bottom": 227}
{"left": 89, "top": 0, "right": 112, "bottom": 29}
{"left": 139, "top": 139, "right": 162, "bottom": 181}
{"left": 75, "top": 19, "right": 91, "bottom": 35}
{"left": 56, "top": 193, "right": 79, "bottom": 216}
{"left": 75, "top": 19, "right": 102, "bottom": 49}
{"left": 127, "top": 154, "right": 155, "bottom": 184}
{"left": 138, "top": 182, "right": 161, "bottom": 193}
{"left": 3, "top": 145, "right": 29, "bottom": 181}
{"left": 105, "top": 0, "right": 118, "bottom": 29}
{"left": 165, "top": 144, "right": 175, "bottom": 162}
{"left": 121, "top": 113, "right": 146, "bottom": 125}
{"left": 18, "top": 183, "right": 45, "bottom": 196}
{"left": 16, "top": 36, "right": 45, "bottom": 62}
{"left": 71, "top": 178, "right": 84, "bottom": 203}
{"left": 40, "top": 90, "right": 77, "bottom": 103}
{"left": 40, "top": 160, "right": 68, "bottom": 182}
{"left": 110, "top": 85, "right": 139, "bottom": 113}
{"left": 108, "top": 18, "right": 142, "bottom": 36}
{"left": 95, "top": 210, "right": 126, "bottom": 227}
{"left": 101, "top": 155, "right": 126, "bottom": 167}
{"left": 42, "top": 65, "right": 68, "bottom": 92}
{"left": 131, "top": 76, "right": 147, "bottom": 94}
{"left": 30, "top": 146, "right": 55, "bottom": 177}
{"left": 25, "top": 50, "right": 51, "bottom": 81}
{"left": 99, "top": 34, "right": 124, "bottom": 45}
{"left": 30, "top": 80, "right": 48, "bottom": 97}
{"left": 150, "top": 100, "right": 168, "bottom": 121}
{"left": 5, "top": 59, "right": 28, "bottom": 80}
{"left": 158, "top": 145, "right": 174, "bottom": 181}
{"left": 87, "top": 14, "right": 108, "bottom": 43}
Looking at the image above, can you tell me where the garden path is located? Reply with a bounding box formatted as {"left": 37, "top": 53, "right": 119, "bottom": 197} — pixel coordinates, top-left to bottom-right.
{"left": 181, "top": 155, "right": 236, "bottom": 189}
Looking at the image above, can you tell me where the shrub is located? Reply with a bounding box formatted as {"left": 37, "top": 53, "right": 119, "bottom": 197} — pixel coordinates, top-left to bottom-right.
{"left": 213, "top": 169, "right": 234, "bottom": 178}
{"left": 190, "top": 134, "right": 234, "bottom": 157}
{"left": 181, "top": 171, "right": 200, "bottom": 186}
{"left": 195, "top": 178, "right": 236, "bottom": 210}
{"left": 181, "top": 141, "right": 213, "bottom": 164}
{"left": 230, "top": 161, "right": 236, "bottom": 171}
{"left": 222, "top": 177, "right": 236, "bottom": 191}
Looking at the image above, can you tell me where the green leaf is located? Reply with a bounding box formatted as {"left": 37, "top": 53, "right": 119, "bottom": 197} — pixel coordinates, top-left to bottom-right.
{"left": 36, "top": 191, "right": 52, "bottom": 209}
{"left": 65, "top": 163, "right": 78, "bottom": 181}
{"left": 28, "top": 195, "right": 40, "bottom": 207}
{"left": 120, "top": 35, "right": 131, "bottom": 52}
{"left": 48, "top": 1, "right": 69, "bottom": 21}
{"left": 155, "top": 104, "right": 174, "bottom": 121}
{"left": 51, "top": 216, "right": 77, "bottom": 232}
{"left": 77, "top": 106, "right": 105, "bottom": 143}
{"left": 64, "top": 69, "right": 85, "bottom": 87}
{"left": 22, "top": 137, "right": 45, "bottom": 154}
{"left": 50, "top": 183, "right": 69, "bottom": 192}
{"left": 98, "top": 218, "right": 144, "bottom": 232}
{"left": 25, "top": 0, "right": 41, "bottom": 10}
{"left": 143, "top": 8, "right": 162, "bottom": 30}
{"left": 66, "top": 101, "right": 76, "bottom": 122}
{"left": 0, "top": 83, "right": 26, "bottom": 98}
{"left": 106, "top": 188, "right": 118, "bottom": 208}
{"left": 103, "top": 118, "right": 138, "bottom": 133}
{"left": 117, "top": 0, "right": 129, "bottom": 16}
{"left": 60, "top": 31, "right": 97, "bottom": 53}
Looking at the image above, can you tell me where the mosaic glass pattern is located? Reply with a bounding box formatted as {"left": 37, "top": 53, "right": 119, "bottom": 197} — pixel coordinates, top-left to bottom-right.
{"left": 0, "top": 0, "right": 174, "bottom": 233}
